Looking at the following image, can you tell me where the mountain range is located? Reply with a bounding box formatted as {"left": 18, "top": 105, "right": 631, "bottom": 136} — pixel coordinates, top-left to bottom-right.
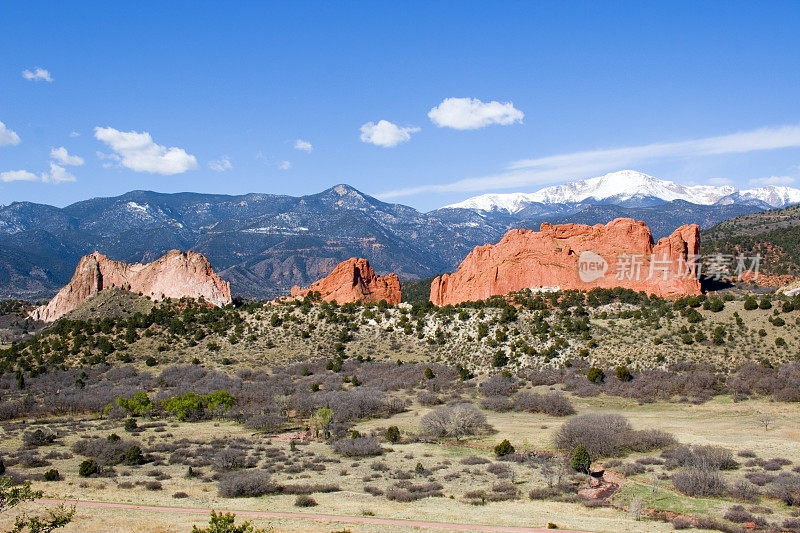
{"left": 0, "top": 171, "right": 791, "bottom": 300}
{"left": 445, "top": 170, "right": 800, "bottom": 212}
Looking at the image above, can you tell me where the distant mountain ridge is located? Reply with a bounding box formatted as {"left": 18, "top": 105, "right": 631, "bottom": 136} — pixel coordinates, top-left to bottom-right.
{"left": 444, "top": 170, "right": 800, "bottom": 213}
{"left": 0, "top": 178, "right": 773, "bottom": 300}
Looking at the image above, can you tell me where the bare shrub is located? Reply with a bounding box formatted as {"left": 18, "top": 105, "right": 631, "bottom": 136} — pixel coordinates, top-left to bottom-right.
{"left": 662, "top": 445, "right": 737, "bottom": 470}
{"left": 729, "top": 479, "right": 760, "bottom": 502}
{"left": 214, "top": 448, "right": 247, "bottom": 471}
{"left": 23, "top": 429, "right": 57, "bottom": 447}
{"left": 479, "top": 374, "right": 518, "bottom": 397}
{"left": 331, "top": 436, "right": 383, "bottom": 457}
{"left": 218, "top": 469, "right": 278, "bottom": 497}
{"left": 294, "top": 495, "right": 317, "bottom": 507}
{"left": 746, "top": 471, "right": 775, "bottom": 486}
{"left": 244, "top": 413, "right": 284, "bottom": 433}
{"left": 553, "top": 413, "right": 630, "bottom": 457}
{"left": 626, "top": 429, "right": 676, "bottom": 452}
{"left": 417, "top": 391, "right": 441, "bottom": 406}
{"left": 385, "top": 481, "right": 443, "bottom": 501}
{"left": 419, "top": 403, "right": 487, "bottom": 440}
{"left": 618, "top": 463, "right": 646, "bottom": 476}
{"left": 72, "top": 436, "right": 137, "bottom": 466}
{"left": 279, "top": 483, "right": 340, "bottom": 494}
{"left": 771, "top": 473, "right": 800, "bottom": 506}
{"left": 672, "top": 468, "right": 727, "bottom": 496}
{"left": 487, "top": 462, "right": 512, "bottom": 478}
{"left": 723, "top": 505, "right": 754, "bottom": 523}
{"left": 479, "top": 396, "right": 513, "bottom": 412}
{"left": 513, "top": 391, "right": 575, "bottom": 416}
{"left": 460, "top": 456, "right": 490, "bottom": 465}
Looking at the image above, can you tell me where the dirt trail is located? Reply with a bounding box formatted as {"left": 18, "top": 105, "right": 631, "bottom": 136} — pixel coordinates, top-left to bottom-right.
{"left": 36, "top": 498, "right": 587, "bottom": 532}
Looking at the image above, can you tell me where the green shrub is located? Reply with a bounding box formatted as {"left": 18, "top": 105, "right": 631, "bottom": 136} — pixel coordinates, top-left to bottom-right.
{"left": 43, "top": 468, "right": 60, "bottom": 481}
{"left": 586, "top": 367, "right": 605, "bottom": 384}
{"left": 571, "top": 444, "right": 591, "bottom": 473}
{"left": 424, "top": 367, "right": 435, "bottom": 380}
{"left": 124, "top": 445, "right": 145, "bottom": 466}
{"left": 743, "top": 297, "right": 758, "bottom": 310}
{"left": 116, "top": 391, "right": 153, "bottom": 416}
{"left": 144, "top": 356, "right": 158, "bottom": 367}
{"left": 759, "top": 297, "right": 772, "bottom": 310}
{"left": 385, "top": 426, "right": 401, "bottom": 443}
{"left": 124, "top": 418, "right": 138, "bottom": 432}
{"left": 78, "top": 459, "right": 98, "bottom": 477}
{"left": 494, "top": 439, "right": 515, "bottom": 457}
{"left": 615, "top": 365, "right": 633, "bottom": 382}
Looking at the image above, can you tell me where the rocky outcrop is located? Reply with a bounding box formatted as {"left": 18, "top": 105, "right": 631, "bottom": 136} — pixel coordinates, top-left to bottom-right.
{"left": 430, "top": 218, "right": 701, "bottom": 305}
{"left": 30, "top": 250, "right": 231, "bottom": 322}
{"left": 290, "top": 257, "right": 401, "bottom": 305}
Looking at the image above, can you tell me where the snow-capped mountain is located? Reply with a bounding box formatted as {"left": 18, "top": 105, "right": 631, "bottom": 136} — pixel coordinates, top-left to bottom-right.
{"left": 443, "top": 170, "right": 800, "bottom": 213}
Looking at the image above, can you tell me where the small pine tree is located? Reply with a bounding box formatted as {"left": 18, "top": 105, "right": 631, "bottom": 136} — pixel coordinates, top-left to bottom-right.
{"left": 743, "top": 297, "right": 758, "bottom": 311}
{"left": 494, "top": 439, "right": 515, "bottom": 457}
{"left": 615, "top": 365, "right": 633, "bottom": 382}
{"left": 424, "top": 367, "right": 435, "bottom": 380}
{"left": 571, "top": 444, "right": 591, "bottom": 473}
{"left": 385, "top": 426, "right": 401, "bottom": 443}
{"left": 586, "top": 367, "right": 605, "bottom": 384}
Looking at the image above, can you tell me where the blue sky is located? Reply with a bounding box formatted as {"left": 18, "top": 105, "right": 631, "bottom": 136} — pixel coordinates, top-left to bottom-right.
{"left": 1, "top": 1, "right": 800, "bottom": 211}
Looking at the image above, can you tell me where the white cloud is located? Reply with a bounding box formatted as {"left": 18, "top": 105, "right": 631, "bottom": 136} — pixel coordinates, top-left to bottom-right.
{"left": 707, "top": 177, "right": 733, "bottom": 186}
{"left": 359, "top": 120, "right": 419, "bottom": 147}
{"left": 294, "top": 139, "right": 313, "bottom": 153}
{"left": 93, "top": 126, "right": 198, "bottom": 175}
{"left": 209, "top": 156, "right": 233, "bottom": 172}
{"left": 378, "top": 122, "right": 800, "bottom": 198}
{"left": 0, "top": 121, "right": 21, "bottom": 146}
{"left": 277, "top": 160, "right": 291, "bottom": 170}
{"left": 50, "top": 147, "right": 84, "bottom": 166}
{"left": 22, "top": 68, "right": 53, "bottom": 82}
{"left": 69, "top": 131, "right": 80, "bottom": 138}
{"left": 0, "top": 170, "right": 39, "bottom": 183}
{"left": 0, "top": 164, "right": 75, "bottom": 184}
{"left": 748, "top": 175, "right": 796, "bottom": 186}
{"left": 42, "top": 163, "right": 76, "bottom": 184}
{"left": 428, "top": 97, "right": 524, "bottom": 130}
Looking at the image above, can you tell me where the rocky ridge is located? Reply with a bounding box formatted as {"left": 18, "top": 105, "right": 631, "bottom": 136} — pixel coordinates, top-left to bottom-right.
{"left": 430, "top": 218, "right": 701, "bottom": 305}
{"left": 291, "top": 257, "right": 402, "bottom": 305}
{"left": 30, "top": 250, "right": 231, "bottom": 322}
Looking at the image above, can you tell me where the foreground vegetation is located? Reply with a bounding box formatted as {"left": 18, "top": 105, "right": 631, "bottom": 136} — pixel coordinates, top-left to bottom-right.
{"left": 1, "top": 287, "right": 800, "bottom": 532}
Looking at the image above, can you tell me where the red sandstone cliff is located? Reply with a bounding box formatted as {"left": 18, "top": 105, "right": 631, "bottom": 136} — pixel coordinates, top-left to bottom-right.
{"left": 30, "top": 250, "right": 232, "bottom": 322}
{"left": 430, "top": 218, "right": 701, "bottom": 306}
{"left": 290, "top": 257, "right": 401, "bottom": 305}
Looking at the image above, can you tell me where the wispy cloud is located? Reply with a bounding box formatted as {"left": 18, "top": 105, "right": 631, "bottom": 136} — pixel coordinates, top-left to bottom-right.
{"left": 378, "top": 123, "right": 800, "bottom": 198}
{"left": 209, "top": 156, "right": 233, "bottom": 172}
{"left": 428, "top": 97, "right": 524, "bottom": 130}
{"left": 256, "top": 152, "right": 291, "bottom": 170}
{"left": 50, "top": 147, "right": 84, "bottom": 166}
{"left": 294, "top": 139, "right": 313, "bottom": 153}
{"left": 360, "top": 120, "right": 419, "bottom": 147}
{"left": 748, "top": 175, "right": 796, "bottom": 186}
{"left": 94, "top": 126, "right": 198, "bottom": 175}
{"left": 0, "top": 121, "right": 21, "bottom": 146}
{"left": 22, "top": 67, "right": 53, "bottom": 82}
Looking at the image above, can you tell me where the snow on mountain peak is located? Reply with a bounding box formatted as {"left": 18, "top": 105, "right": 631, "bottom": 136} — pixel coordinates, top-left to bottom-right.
{"left": 442, "top": 170, "right": 800, "bottom": 213}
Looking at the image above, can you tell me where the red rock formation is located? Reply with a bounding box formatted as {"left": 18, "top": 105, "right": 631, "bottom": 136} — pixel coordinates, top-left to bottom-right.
{"left": 30, "top": 250, "right": 231, "bottom": 322}
{"left": 430, "top": 218, "right": 701, "bottom": 306}
{"left": 290, "top": 257, "right": 401, "bottom": 305}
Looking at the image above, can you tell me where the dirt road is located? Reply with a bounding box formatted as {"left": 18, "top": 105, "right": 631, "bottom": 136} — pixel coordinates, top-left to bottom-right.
{"left": 36, "top": 498, "right": 586, "bottom": 532}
